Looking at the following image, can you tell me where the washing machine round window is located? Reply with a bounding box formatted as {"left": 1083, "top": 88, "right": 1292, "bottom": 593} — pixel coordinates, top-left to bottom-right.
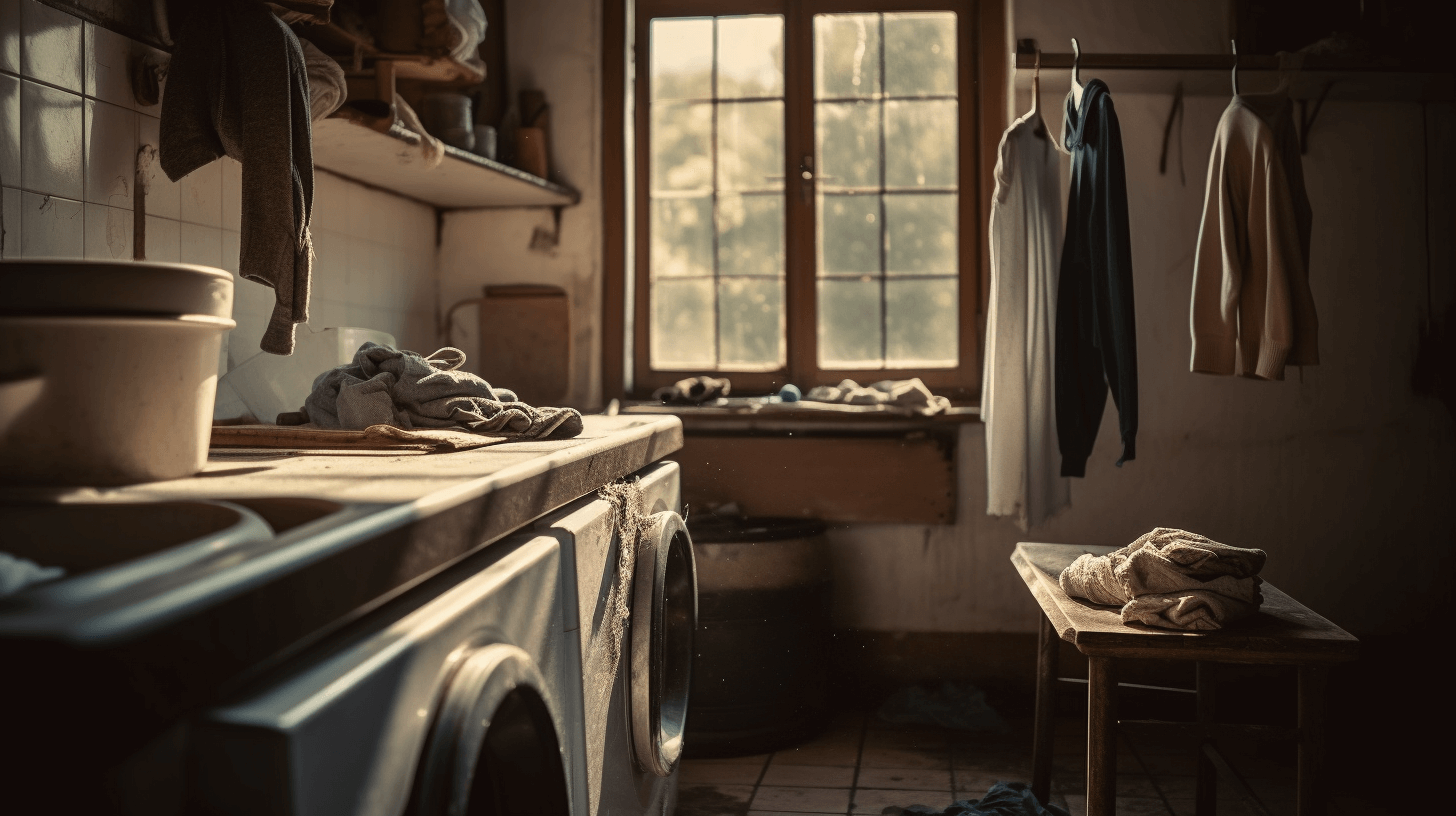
{"left": 629, "top": 511, "right": 698, "bottom": 778}
{"left": 411, "top": 643, "right": 571, "bottom": 816}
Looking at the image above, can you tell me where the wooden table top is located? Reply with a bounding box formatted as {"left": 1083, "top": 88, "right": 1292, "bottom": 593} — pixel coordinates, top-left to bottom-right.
{"left": 1012, "top": 542, "right": 1359, "bottom": 665}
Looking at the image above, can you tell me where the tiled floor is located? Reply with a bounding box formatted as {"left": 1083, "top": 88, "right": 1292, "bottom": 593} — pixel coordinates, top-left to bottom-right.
{"left": 675, "top": 710, "right": 1312, "bottom": 816}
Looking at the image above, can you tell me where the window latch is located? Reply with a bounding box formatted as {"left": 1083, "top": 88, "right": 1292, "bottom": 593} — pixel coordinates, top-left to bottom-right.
{"left": 799, "top": 155, "right": 814, "bottom": 203}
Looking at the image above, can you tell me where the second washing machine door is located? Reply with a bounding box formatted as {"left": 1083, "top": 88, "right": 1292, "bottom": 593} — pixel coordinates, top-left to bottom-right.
{"left": 629, "top": 511, "right": 698, "bottom": 777}
{"left": 411, "top": 643, "right": 571, "bottom": 816}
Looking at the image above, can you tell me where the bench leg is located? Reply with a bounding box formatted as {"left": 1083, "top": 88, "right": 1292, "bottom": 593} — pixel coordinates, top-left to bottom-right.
{"left": 1195, "top": 662, "right": 1217, "bottom": 816}
{"left": 1297, "top": 666, "right": 1328, "bottom": 816}
{"left": 1087, "top": 655, "right": 1117, "bottom": 816}
{"left": 1032, "top": 614, "right": 1059, "bottom": 805}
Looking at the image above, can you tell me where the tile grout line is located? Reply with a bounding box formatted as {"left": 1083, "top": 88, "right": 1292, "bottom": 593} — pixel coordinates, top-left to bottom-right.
{"left": 845, "top": 713, "right": 869, "bottom": 816}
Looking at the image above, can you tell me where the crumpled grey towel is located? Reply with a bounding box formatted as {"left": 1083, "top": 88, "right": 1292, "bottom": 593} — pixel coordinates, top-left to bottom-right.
{"left": 300, "top": 342, "right": 583, "bottom": 440}
{"left": 1059, "top": 528, "right": 1266, "bottom": 631}
{"left": 804, "top": 378, "right": 951, "bottom": 415}
{"left": 161, "top": 0, "right": 313, "bottom": 356}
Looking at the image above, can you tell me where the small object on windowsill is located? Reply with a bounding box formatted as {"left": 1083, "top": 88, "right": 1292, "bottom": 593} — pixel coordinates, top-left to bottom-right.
{"left": 778, "top": 383, "right": 801, "bottom": 402}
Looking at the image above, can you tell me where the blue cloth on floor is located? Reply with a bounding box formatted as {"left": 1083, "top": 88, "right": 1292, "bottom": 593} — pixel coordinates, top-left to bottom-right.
{"left": 893, "top": 782, "right": 1070, "bottom": 816}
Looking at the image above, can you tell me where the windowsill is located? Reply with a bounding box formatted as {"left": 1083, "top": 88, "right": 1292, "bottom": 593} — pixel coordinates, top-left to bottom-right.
{"left": 617, "top": 400, "right": 981, "bottom": 433}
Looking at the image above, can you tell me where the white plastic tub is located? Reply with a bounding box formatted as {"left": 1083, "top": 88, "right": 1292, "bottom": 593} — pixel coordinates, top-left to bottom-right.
{"left": 0, "top": 314, "right": 235, "bottom": 486}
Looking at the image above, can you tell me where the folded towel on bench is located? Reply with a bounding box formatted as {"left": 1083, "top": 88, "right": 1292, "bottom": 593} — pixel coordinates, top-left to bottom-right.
{"left": 1059, "top": 527, "right": 1266, "bottom": 631}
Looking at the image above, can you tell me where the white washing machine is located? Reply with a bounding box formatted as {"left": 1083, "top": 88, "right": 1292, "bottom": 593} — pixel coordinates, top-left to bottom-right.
{"left": 189, "top": 460, "right": 694, "bottom": 816}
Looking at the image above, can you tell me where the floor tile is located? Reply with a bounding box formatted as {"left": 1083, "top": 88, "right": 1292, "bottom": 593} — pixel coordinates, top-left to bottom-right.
{"left": 855, "top": 767, "right": 952, "bottom": 791}
{"left": 850, "top": 788, "right": 950, "bottom": 815}
{"left": 773, "top": 741, "right": 861, "bottom": 767}
{"left": 760, "top": 764, "right": 854, "bottom": 788}
{"left": 954, "top": 770, "right": 1022, "bottom": 792}
{"left": 1062, "top": 795, "right": 1171, "bottom": 816}
{"left": 1151, "top": 775, "right": 1197, "bottom": 799}
{"left": 859, "top": 744, "right": 951, "bottom": 770}
{"left": 751, "top": 785, "right": 852, "bottom": 813}
{"left": 677, "top": 783, "right": 755, "bottom": 816}
{"left": 692, "top": 754, "right": 774, "bottom": 766}
{"left": 679, "top": 760, "right": 766, "bottom": 786}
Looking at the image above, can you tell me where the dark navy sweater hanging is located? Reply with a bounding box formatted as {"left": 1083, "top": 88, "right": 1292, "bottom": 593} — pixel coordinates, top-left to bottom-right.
{"left": 1056, "top": 79, "right": 1138, "bottom": 477}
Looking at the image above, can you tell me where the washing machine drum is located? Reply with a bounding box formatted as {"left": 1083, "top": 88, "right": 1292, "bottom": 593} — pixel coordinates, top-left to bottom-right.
{"left": 411, "top": 644, "right": 571, "bottom": 816}
{"left": 629, "top": 511, "right": 698, "bottom": 777}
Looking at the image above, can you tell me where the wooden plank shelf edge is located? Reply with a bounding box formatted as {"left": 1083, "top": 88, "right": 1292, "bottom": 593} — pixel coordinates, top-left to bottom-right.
{"left": 312, "top": 118, "right": 579, "bottom": 210}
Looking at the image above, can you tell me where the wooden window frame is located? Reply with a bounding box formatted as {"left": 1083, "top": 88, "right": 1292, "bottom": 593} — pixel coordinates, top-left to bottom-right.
{"left": 603, "top": 0, "right": 1007, "bottom": 402}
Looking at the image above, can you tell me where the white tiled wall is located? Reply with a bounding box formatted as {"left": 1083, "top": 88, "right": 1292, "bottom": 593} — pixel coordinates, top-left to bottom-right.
{"left": 0, "top": 0, "right": 440, "bottom": 371}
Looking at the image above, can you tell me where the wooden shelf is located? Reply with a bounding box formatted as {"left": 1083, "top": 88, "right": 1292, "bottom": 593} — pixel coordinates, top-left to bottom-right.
{"left": 1014, "top": 52, "right": 1454, "bottom": 102}
{"left": 312, "top": 118, "right": 578, "bottom": 209}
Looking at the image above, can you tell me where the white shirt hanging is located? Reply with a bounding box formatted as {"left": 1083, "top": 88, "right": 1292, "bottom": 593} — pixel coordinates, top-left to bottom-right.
{"left": 983, "top": 108, "right": 1069, "bottom": 530}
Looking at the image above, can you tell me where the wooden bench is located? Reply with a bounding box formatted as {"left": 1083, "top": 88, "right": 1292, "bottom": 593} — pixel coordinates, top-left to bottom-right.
{"left": 1011, "top": 542, "right": 1359, "bottom": 816}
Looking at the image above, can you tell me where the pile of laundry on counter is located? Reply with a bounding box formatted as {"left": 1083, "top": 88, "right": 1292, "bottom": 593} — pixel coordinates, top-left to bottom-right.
{"left": 1058, "top": 527, "right": 1266, "bottom": 631}
{"left": 282, "top": 342, "right": 583, "bottom": 440}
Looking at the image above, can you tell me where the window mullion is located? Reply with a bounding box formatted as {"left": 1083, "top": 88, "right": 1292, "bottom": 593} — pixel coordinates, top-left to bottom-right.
{"left": 783, "top": 2, "right": 817, "bottom": 386}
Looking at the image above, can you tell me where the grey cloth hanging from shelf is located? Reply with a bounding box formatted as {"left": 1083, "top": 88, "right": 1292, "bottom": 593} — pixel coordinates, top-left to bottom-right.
{"left": 161, "top": 0, "right": 314, "bottom": 356}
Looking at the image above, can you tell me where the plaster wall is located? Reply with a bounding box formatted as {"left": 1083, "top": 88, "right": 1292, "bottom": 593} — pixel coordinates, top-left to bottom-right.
{"left": 432, "top": 0, "right": 1456, "bottom": 640}
{"left": 437, "top": 0, "right": 604, "bottom": 409}
{"left": 827, "top": 0, "right": 1456, "bottom": 639}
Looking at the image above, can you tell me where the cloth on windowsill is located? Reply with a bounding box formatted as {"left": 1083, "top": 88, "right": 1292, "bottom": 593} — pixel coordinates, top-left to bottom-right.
{"left": 1059, "top": 527, "right": 1266, "bottom": 631}
{"left": 290, "top": 342, "right": 583, "bottom": 440}
{"left": 803, "top": 378, "right": 951, "bottom": 416}
{"left": 0, "top": 552, "right": 65, "bottom": 597}
{"left": 652, "top": 376, "right": 732, "bottom": 405}
{"left": 888, "top": 782, "right": 1070, "bottom": 816}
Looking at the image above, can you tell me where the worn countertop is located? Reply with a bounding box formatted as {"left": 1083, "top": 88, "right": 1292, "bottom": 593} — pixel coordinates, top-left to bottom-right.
{"left": 0, "top": 414, "right": 683, "bottom": 737}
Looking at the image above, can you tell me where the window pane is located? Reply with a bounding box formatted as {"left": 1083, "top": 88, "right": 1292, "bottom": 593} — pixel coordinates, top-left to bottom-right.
{"left": 886, "top": 278, "right": 957, "bottom": 366}
{"left": 719, "top": 278, "right": 784, "bottom": 369}
{"left": 651, "top": 18, "right": 712, "bottom": 101}
{"left": 814, "top": 12, "right": 958, "bottom": 370}
{"left": 818, "top": 194, "right": 880, "bottom": 276}
{"left": 651, "top": 102, "right": 712, "bottom": 192}
{"left": 717, "top": 16, "right": 783, "bottom": 99}
{"left": 814, "top": 14, "right": 880, "bottom": 99}
{"left": 817, "top": 101, "right": 879, "bottom": 190}
{"left": 652, "top": 197, "right": 712, "bottom": 278}
{"left": 885, "top": 100, "right": 957, "bottom": 188}
{"left": 718, "top": 101, "right": 783, "bottom": 192}
{"left": 652, "top": 278, "right": 715, "bottom": 369}
{"left": 818, "top": 279, "right": 882, "bottom": 368}
{"left": 885, "top": 194, "right": 956, "bottom": 275}
{"left": 719, "top": 194, "right": 783, "bottom": 278}
{"left": 883, "top": 13, "right": 957, "bottom": 97}
{"left": 648, "top": 15, "right": 786, "bottom": 374}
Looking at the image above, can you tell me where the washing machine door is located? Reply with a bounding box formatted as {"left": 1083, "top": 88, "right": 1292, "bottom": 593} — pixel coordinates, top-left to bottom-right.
{"left": 412, "top": 643, "right": 571, "bottom": 816}
{"left": 629, "top": 511, "right": 698, "bottom": 777}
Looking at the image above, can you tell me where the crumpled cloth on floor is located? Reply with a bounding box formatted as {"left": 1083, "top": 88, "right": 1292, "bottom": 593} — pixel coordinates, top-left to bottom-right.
{"left": 804, "top": 378, "right": 951, "bottom": 415}
{"left": 891, "top": 782, "right": 1070, "bottom": 816}
{"left": 298, "top": 342, "right": 583, "bottom": 440}
{"left": 652, "top": 376, "right": 731, "bottom": 405}
{"left": 1, "top": 552, "right": 64, "bottom": 597}
{"left": 877, "top": 681, "right": 1007, "bottom": 732}
{"left": 1059, "top": 528, "right": 1266, "bottom": 631}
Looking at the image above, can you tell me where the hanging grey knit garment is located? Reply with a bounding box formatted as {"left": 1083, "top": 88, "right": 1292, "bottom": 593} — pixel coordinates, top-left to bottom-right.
{"left": 1059, "top": 528, "right": 1266, "bottom": 631}
{"left": 302, "top": 343, "right": 584, "bottom": 440}
{"left": 160, "top": 0, "right": 313, "bottom": 355}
